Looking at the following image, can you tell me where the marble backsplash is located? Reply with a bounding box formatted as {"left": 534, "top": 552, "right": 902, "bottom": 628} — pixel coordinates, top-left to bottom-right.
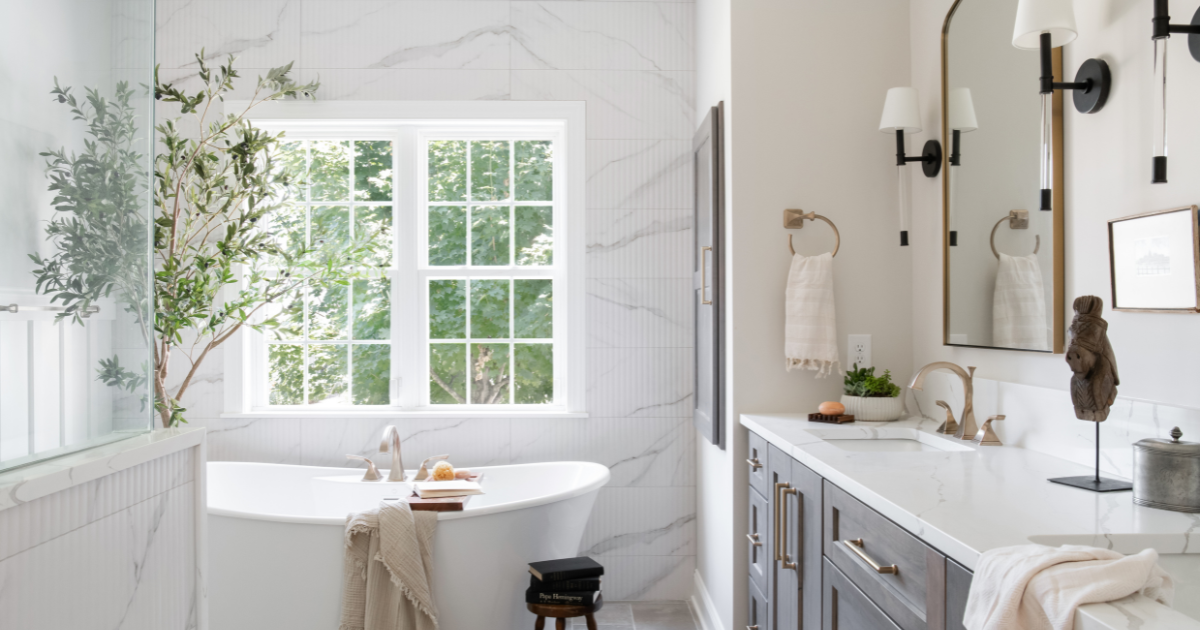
{"left": 909, "top": 371, "right": 1200, "bottom": 482}
{"left": 155, "top": 0, "right": 699, "bottom": 602}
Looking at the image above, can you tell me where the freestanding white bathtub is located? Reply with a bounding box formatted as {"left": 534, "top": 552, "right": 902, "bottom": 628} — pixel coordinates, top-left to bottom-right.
{"left": 207, "top": 461, "right": 610, "bottom": 630}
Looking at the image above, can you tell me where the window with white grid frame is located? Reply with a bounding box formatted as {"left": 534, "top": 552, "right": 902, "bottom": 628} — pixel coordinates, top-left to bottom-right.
{"left": 251, "top": 121, "right": 569, "bottom": 411}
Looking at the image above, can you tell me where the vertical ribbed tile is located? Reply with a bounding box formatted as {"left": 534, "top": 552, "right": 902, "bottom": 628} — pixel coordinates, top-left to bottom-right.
{"left": 201, "top": 417, "right": 301, "bottom": 464}
{"left": 587, "top": 209, "right": 693, "bottom": 279}
{"left": 512, "top": 70, "right": 695, "bottom": 140}
{"left": 510, "top": 417, "right": 694, "bottom": 487}
{"left": 512, "top": 2, "right": 694, "bottom": 71}
{"left": 587, "top": 140, "right": 693, "bottom": 210}
{"left": 300, "top": 417, "right": 511, "bottom": 469}
{"left": 581, "top": 487, "right": 696, "bottom": 557}
{"left": 588, "top": 279, "right": 693, "bottom": 349}
{"left": 156, "top": 0, "right": 301, "bottom": 70}
{"left": 594, "top": 555, "right": 695, "bottom": 601}
{"left": 588, "top": 349, "right": 693, "bottom": 418}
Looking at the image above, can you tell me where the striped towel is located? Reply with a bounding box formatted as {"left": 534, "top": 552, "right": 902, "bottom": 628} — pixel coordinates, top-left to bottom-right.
{"left": 785, "top": 252, "right": 839, "bottom": 377}
{"left": 340, "top": 500, "right": 439, "bottom": 630}
{"left": 993, "top": 253, "right": 1049, "bottom": 351}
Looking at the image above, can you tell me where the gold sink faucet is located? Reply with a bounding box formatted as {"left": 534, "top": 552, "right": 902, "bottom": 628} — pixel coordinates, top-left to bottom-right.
{"left": 909, "top": 362, "right": 977, "bottom": 441}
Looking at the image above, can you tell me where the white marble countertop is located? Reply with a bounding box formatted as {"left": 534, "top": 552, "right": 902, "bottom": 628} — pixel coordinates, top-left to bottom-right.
{"left": 741, "top": 413, "right": 1200, "bottom": 630}
{"left": 0, "top": 428, "right": 206, "bottom": 512}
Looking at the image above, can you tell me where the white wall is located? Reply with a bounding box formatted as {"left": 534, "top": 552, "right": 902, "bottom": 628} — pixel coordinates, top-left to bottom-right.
{"left": 156, "top": 0, "right": 698, "bottom": 601}
{"left": 911, "top": 0, "right": 1200, "bottom": 410}
{"left": 695, "top": 2, "right": 914, "bottom": 627}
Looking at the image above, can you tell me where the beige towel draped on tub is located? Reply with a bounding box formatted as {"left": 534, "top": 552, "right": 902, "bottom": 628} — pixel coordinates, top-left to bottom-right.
{"left": 785, "top": 252, "right": 839, "bottom": 377}
{"left": 962, "top": 544, "right": 1173, "bottom": 630}
{"left": 340, "top": 500, "right": 439, "bottom": 630}
{"left": 993, "top": 253, "right": 1049, "bottom": 351}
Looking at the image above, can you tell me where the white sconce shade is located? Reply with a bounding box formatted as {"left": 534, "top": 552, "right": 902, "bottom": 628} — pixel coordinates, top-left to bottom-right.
{"left": 948, "top": 88, "right": 979, "bottom": 132}
{"left": 1012, "top": 0, "right": 1078, "bottom": 49}
{"left": 879, "top": 87, "right": 922, "bottom": 133}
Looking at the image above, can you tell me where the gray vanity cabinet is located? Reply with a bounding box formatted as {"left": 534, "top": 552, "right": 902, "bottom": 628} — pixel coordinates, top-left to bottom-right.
{"left": 768, "top": 444, "right": 793, "bottom": 630}
{"left": 945, "top": 559, "right": 973, "bottom": 630}
{"left": 791, "top": 459, "right": 823, "bottom": 630}
{"left": 823, "top": 558, "right": 902, "bottom": 630}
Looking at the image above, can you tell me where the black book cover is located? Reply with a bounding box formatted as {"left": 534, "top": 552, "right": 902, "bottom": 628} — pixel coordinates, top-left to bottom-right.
{"left": 528, "top": 557, "right": 604, "bottom": 582}
{"left": 525, "top": 587, "right": 601, "bottom": 605}
{"left": 528, "top": 575, "right": 601, "bottom": 593}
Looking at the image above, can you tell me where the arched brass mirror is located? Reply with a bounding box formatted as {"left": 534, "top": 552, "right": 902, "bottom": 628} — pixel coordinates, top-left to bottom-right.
{"left": 941, "top": 0, "right": 1066, "bottom": 353}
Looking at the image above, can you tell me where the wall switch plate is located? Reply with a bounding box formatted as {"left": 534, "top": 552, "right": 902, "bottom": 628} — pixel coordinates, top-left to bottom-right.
{"left": 848, "top": 334, "right": 871, "bottom": 369}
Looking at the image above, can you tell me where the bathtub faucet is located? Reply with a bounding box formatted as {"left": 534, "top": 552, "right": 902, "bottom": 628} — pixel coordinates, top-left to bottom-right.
{"left": 380, "top": 425, "right": 406, "bottom": 482}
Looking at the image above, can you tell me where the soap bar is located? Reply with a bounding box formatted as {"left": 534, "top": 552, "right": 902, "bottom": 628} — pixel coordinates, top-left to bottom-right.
{"left": 818, "top": 401, "right": 845, "bottom": 416}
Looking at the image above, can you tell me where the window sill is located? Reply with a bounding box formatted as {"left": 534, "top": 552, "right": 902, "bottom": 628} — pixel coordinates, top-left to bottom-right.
{"left": 220, "top": 410, "right": 589, "bottom": 420}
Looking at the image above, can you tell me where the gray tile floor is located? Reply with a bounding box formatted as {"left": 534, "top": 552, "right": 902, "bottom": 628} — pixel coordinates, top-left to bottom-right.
{"left": 565, "top": 601, "right": 698, "bottom": 630}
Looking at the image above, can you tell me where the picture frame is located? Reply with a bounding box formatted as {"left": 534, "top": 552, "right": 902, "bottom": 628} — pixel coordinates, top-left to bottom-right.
{"left": 1108, "top": 205, "right": 1200, "bottom": 313}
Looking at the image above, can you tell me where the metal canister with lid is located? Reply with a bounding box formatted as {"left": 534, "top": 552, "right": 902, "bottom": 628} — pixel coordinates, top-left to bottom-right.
{"left": 1133, "top": 427, "right": 1200, "bottom": 513}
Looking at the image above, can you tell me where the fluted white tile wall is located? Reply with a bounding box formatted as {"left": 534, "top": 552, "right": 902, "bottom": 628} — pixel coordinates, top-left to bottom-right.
{"left": 156, "top": 0, "right": 696, "bottom": 601}
{"left": 0, "top": 450, "right": 198, "bottom": 629}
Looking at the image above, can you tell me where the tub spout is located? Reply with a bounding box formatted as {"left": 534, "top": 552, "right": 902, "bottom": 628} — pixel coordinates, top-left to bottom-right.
{"left": 380, "top": 425, "right": 405, "bottom": 482}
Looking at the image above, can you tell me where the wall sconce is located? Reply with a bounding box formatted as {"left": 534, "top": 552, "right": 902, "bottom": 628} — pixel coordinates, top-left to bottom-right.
{"left": 879, "top": 87, "right": 941, "bottom": 247}
{"left": 947, "top": 88, "right": 978, "bottom": 247}
{"left": 1151, "top": 0, "right": 1200, "bottom": 183}
{"left": 1013, "top": 0, "right": 1111, "bottom": 210}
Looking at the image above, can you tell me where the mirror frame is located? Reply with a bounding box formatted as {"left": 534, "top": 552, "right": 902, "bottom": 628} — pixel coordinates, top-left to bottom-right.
{"left": 940, "top": 0, "right": 1066, "bottom": 354}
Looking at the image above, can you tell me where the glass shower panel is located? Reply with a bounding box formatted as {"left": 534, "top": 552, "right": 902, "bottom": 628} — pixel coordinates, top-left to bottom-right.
{"left": 0, "top": 0, "right": 155, "bottom": 472}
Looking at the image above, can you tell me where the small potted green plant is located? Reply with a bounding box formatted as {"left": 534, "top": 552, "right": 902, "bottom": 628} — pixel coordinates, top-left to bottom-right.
{"left": 841, "top": 364, "right": 905, "bottom": 421}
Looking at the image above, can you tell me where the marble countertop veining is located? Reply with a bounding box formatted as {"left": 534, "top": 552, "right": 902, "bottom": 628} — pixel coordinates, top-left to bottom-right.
{"left": 0, "top": 427, "right": 205, "bottom": 512}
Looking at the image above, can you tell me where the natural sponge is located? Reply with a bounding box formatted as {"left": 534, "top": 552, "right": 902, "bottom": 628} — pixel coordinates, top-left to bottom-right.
{"left": 431, "top": 460, "right": 455, "bottom": 481}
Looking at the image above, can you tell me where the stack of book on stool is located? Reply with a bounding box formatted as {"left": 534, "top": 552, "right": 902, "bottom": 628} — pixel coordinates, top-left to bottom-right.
{"left": 526, "top": 557, "right": 604, "bottom": 606}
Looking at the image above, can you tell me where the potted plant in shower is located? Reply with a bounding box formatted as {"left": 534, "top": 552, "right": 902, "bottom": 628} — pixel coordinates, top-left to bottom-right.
{"left": 29, "top": 52, "right": 378, "bottom": 427}
{"left": 841, "top": 364, "right": 905, "bottom": 421}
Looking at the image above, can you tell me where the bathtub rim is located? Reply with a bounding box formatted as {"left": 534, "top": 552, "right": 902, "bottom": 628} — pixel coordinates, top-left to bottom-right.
{"left": 207, "top": 460, "right": 610, "bottom": 525}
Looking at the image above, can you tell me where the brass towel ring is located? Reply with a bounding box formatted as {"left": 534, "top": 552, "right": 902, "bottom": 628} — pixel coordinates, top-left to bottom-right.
{"left": 990, "top": 211, "right": 1039, "bottom": 260}
{"left": 785, "top": 210, "right": 840, "bottom": 257}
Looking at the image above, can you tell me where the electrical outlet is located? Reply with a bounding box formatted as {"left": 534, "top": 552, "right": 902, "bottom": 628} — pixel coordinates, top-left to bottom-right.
{"left": 848, "top": 334, "right": 872, "bottom": 369}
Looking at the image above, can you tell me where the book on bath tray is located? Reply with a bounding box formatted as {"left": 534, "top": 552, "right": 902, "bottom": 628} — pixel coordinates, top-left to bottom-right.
{"left": 412, "top": 479, "right": 483, "bottom": 499}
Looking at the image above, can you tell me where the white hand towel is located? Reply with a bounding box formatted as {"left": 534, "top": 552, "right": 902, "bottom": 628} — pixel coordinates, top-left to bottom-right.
{"left": 341, "top": 500, "right": 439, "bottom": 630}
{"left": 962, "top": 544, "right": 1174, "bottom": 630}
{"left": 993, "top": 253, "right": 1049, "bottom": 351}
{"left": 784, "top": 252, "right": 839, "bottom": 377}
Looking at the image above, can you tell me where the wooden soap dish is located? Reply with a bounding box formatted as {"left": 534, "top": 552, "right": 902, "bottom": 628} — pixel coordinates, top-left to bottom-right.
{"left": 808, "top": 413, "right": 855, "bottom": 424}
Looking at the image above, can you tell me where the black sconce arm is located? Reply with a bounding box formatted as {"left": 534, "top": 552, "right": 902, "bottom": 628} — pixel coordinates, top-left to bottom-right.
{"left": 1153, "top": 0, "right": 1200, "bottom": 39}
{"left": 1037, "top": 32, "right": 1111, "bottom": 114}
{"left": 894, "top": 129, "right": 942, "bottom": 177}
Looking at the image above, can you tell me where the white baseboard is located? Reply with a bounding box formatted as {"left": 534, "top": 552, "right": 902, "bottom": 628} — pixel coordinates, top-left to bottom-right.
{"left": 689, "top": 570, "right": 725, "bottom": 630}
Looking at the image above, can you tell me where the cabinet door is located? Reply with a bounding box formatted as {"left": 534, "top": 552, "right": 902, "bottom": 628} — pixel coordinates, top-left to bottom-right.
{"left": 791, "top": 460, "right": 822, "bottom": 629}
{"left": 748, "top": 485, "right": 770, "bottom": 595}
{"left": 748, "top": 430, "right": 770, "bottom": 498}
{"left": 767, "top": 445, "right": 793, "bottom": 630}
{"left": 945, "top": 559, "right": 972, "bottom": 630}
{"left": 750, "top": 577, "right": 770, "bottom": 630}
{"left": 823, "top": 558, "right": 902, "bottom": 630}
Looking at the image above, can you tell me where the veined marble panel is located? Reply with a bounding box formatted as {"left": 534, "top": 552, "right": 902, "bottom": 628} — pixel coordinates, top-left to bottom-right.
{"left": 512, "top": 70, "right": 694, "bottom": 140}
{"left": 581, "top": 486, "right": 695, "bottom": 557}
{"left": 111, "top": 0, "right": 155, "bottom": 70}
{"left": 196, "top": 417, "right": 301, "bottom": 465}
{"left": 300, "top": 1, "right": 511, "bottom": 70}
{"left": 588, "top": 348, "right": 692, "bottom": 418}
{"left": 156, "top": 0, "right": 301, "bottom": 70}
{"left": 587, "top": 140, "right": 692, "bottom": 210}
{"left": 296, "top": 68, "right": 511, "bottom": 100}
{"left": 0, "top": 484, "right": 196, "bottom": 630}
{"left": 588, "top": 279, "right": 692, "bottom": 349}
{"left": 587, "top": 209, "right": 692, "bottom": 279}
{"left": 595, "top": 555, "right": 694, "bottom": 601}
{"left": 512, "top": 2, "right": 694, "bottom": 71}
{"left": 510, "top": 417, "right": 695, "bottom": 486}
{"left": 298, "top": 417, "right": 512, "bottom": 469}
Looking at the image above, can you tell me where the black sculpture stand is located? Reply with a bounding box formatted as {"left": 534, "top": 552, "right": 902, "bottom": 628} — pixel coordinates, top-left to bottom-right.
{"left": 1048, "top": 422, "right": 1132, "bottom": 493}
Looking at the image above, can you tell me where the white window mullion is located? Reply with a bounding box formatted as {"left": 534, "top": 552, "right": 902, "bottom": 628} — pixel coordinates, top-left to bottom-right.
{"left": 396, "top": 128, "right": 418, "bottom": 407}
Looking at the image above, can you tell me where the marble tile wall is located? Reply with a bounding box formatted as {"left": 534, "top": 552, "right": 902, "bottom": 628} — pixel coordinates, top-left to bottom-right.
{"left": 155, "top": 0, "right": 697, "bottom": 601}
{"left": 0, "top": 449, "right": 198, "bottom": 629}
{"left": 910, "top": 371, "right": 1200, "bottom": 482}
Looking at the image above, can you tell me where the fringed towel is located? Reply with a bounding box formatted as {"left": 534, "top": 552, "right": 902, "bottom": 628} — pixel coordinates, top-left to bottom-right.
{"left": 962, "top": 544, "right": 1173, "bottom": 630}
{"left": 993, "top": 253, "right": 1049, "bottom": 351}
{"left": 784, "top": 252, "right": 839, "bottom": 377}
{"left": 340, "top": 500, "right": 439, "bottom": 630}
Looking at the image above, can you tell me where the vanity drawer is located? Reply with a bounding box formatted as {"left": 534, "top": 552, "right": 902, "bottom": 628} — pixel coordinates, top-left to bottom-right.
{"left": 945, "top": 559, "right": 972, "bottom": 630}
{"left": 823, "top": 558, "right": 901, "bottom": 630}
{"left": 748, "top": 481, "right": 770, "bottom": 595}
{"left": 749, "top": 577, "right": 770, "bottom": 630}
{"left": 748, "top": 431, "right": 770, "bottom": 498}
{"left": 823, "top": 481, "right": 945, "bottom": 630}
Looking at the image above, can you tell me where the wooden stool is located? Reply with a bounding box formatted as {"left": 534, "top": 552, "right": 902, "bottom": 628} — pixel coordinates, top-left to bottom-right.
{"left": 527, "top": 595, "right": 603, "bottom": 630}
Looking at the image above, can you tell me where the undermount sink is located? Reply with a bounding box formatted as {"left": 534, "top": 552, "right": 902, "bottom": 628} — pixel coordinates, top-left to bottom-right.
{"left": 809, "top": 427, "right": 975, "bottom": 453}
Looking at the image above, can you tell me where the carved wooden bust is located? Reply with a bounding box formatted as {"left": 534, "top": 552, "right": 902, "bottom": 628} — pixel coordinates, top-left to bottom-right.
{"left": 1065, "top": 295, "right": 1119, "bottom": 422}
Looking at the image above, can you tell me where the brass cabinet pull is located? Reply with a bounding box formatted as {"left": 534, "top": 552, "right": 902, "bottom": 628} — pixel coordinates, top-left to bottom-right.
{"left": 746, "top": 457, "right": 763, "bottom": 470}
{"left": 746, "top": 533, "right": 762, "bottom": 547}
{"left": 773, "top": 482, "right": 788, "bottom": 561}
{"left": 781, "top": 487, "right": 798, "bottom": 571}
{"left": 842, "top": 539, "right": 899, "bottom": 575}
{"left": 701, "top": 246, "right": 713, "bottom": 305}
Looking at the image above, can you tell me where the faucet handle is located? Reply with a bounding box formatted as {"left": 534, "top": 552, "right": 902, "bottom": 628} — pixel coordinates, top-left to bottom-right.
{"left": 972, "top": 415, "right": 1005, "bottom": 447}
{"left": 347, "top": 454, "right": 382, "bottom": 481}
{"left": 934, "top": 400, "right": 959, "bottom": 436}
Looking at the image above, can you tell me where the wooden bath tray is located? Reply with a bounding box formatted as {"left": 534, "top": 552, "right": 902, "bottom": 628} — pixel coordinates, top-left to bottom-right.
{"left": 407, "top": 473, "right": 483, "bottom": 512}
